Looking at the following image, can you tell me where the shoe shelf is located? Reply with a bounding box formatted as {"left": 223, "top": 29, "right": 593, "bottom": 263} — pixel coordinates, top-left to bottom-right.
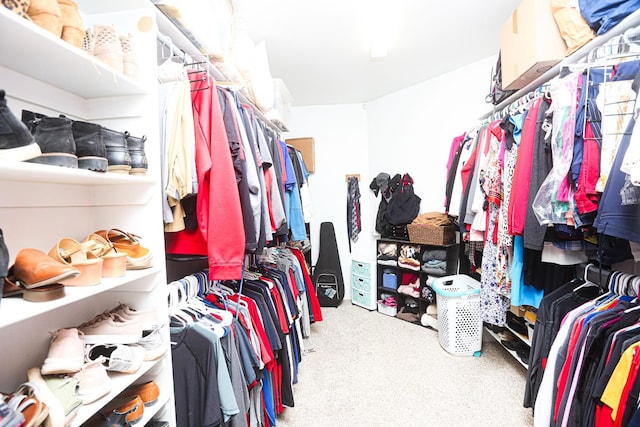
{"left": 505, "top": 323, "right": 531, "bottom": 347}
{"left": 71, "top": 357, "right": 169, "bottom": 427}
{"left": 0, "top": 161, "right": 157, "bottom": 208}
{"left": 0, "top": 8, "right": 148, "bottom": 100}
{"left": 484, "top": 326, "right": 528, "bottom": 370}
{"left": 0, "top": 267, "right": 162, "bottom": 329}
{"left": 0, "top": 159, "right": 155, "bottom": 185}
{"left": 0, "top": 1, "right": 176, "bottom": 424}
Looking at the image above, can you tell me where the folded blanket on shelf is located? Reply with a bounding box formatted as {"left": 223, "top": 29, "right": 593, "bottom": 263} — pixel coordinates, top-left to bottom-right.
{"left": 422, "top": 249, "right": 446, "bottom": 262}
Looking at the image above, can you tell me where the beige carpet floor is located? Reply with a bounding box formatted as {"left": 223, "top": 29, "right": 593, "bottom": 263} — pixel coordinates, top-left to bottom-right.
{"left": 276, "top": 302, "right": 535, "bottom": 427}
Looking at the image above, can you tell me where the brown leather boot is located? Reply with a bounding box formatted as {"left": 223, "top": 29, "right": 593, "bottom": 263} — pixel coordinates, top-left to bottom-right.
{"left": 26, "top": 0, "right": 63, "bottom": 37}
{"left": 57, "top": 0, "right": 84, "bottom": 48}
{"left": 9, "top": 248, "right": 80, "bottom": 288}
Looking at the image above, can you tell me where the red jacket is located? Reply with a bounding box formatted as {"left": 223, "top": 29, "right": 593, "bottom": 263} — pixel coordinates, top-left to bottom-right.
{"left": 165, "top": 77, "right": 246, "bottom": 279}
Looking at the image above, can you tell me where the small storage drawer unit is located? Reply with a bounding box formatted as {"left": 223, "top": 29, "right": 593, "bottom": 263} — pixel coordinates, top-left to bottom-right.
{"left": 352, "top": 260, "right": 372, "bottom": 277}
{"left": 351, "top": 260, "right": 375, "bottom": 310}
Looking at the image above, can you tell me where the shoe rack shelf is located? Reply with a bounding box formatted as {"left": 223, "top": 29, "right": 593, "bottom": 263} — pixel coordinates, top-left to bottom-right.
{"left": 484, "top": 327, "right": 529, "bottom": 369}
{"left": 0, "top": 268, "right": 161, "bottom": 329}
{"left": 74, "top": 357, "right": 171, "bottom": 427}
{"left": 0, "top": 1, "right": 175, "bottom": 425}
{"left": 0, "top": 7, "right": 147, "bottom": 100}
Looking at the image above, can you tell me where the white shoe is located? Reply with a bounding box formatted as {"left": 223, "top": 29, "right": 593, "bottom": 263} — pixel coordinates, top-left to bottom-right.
{"left": 85, "top": 343, "right": 144, "bottom": 374}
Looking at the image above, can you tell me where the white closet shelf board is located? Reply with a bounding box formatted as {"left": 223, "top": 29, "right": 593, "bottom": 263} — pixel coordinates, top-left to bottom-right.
{"left": 71, "top": 358, "right": 166, "bottom": 427}
{"left": 0, "top": 161, "right": 157, "bottom": 207}
{"left": 484, "top": 326, "right": 528, "bottom": 370}
{"left": 506, "top": 323, "right": 531, "bottom": 347}
{"left": 0, "top": 8, "right": 148, "bottom": 100}
{"left": 483, "top": 8, "right": 640, "bottom": 118}
{"left": 0, "top": 160, "right": 155, "bottom": 185}
{"left": 0, "top": 268, "right": 162, "bottom": 328}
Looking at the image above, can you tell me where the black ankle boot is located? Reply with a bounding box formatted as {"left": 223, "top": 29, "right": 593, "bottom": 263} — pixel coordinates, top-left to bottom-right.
{"left": 125, "top": 132, "right": 147, "bottom": 176}
{"left": 72, "top": 120, "right": 108, "bottom": 172}
{"left": 101, "top": 126, "right": 131, "bottom": 173}
{"left": 0, "top": 91, "right": 41, "bottom": 161}
{"left": 27, "top": 116, "right": 78, "bottom": 168}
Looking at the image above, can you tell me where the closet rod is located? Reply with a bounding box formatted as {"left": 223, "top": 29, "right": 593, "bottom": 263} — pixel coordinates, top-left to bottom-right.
{"left": 154, "top": 6, "right": 286, "bottom": 134}
{"left": 480, "top": 9, "right": 640, "bottom": 120}
{"left": 576, "top": 263, "right": 612, "bottom": 289}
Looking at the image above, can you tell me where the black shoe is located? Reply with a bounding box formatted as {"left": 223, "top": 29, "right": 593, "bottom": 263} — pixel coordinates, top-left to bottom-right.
{"left": 27, "top": 116, "right": 78, "bottom": 168}
{"left": 501, "top": 338, "right": 529, "bottom": 355}
{"left": 0, "top": 91, "right": 41, "bottom": 161}
{"left": 102, "top": 127, "right": 131, "bottom": 173}
{"left": 72, "top": 120, "right": 108, "bottom": 172}
{"left": 125, "top": 132, "right": 147, "bottom": 176}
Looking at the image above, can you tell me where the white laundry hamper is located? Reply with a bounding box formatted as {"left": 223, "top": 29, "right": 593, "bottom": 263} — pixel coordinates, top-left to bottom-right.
{"left": 431, "top": 274, "right": 483, "bottom": 357}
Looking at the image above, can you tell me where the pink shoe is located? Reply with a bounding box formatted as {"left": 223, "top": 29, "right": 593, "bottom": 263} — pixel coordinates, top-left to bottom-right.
{"left": 41, "top": 328, "right": 85, "bottom": 375}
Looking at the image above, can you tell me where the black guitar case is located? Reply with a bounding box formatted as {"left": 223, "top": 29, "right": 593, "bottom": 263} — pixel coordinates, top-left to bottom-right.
{"left": 312, "top": 222, "right": 344, "bottom": 307}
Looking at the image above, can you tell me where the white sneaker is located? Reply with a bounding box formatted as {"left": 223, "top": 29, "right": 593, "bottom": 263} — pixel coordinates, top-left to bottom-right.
{"left": 85, "top": 344, "right": 144, "bottom": 374}
{"left": 41, "top": 328, "right": 85, "bottom": 375}
{"left": 137, "top": 325, "right": 169, "bottom": 361}
{"left": 110, "top": 303, "right": 159, "bottom": 330}
{"left": 73, "top": 358, "right": 111, "bottom": 404}
{"left": 78, "top": 312, "right": 142, "bottom": 344}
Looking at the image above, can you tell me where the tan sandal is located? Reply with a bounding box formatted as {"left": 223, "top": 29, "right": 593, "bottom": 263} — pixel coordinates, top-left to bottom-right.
{"left": 48, "top": 238, "right": 103, "bottom": 286}
{"left": 84, "top": 234, "right": 127, "bottom": 278}
{"left": 94, "top": 229, "right": 153, "bottom": 270}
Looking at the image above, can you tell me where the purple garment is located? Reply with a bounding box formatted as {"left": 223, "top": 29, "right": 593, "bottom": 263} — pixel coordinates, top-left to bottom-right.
{"left": 280, "top": 140, "right": 296, "bottom": 190}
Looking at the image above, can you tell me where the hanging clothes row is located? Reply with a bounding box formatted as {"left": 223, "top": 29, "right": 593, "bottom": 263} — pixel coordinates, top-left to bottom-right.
{"left": 525, "top": 268, "right": 640, "bottom": 427}
{"left": 156, "top": 34, "right": 313, "bottom": 281}
{"left": 168, "top": 246, "right": 323, "bottom": 427}
{"left": 444, "top": 35, "right": 640, "bottom": 327}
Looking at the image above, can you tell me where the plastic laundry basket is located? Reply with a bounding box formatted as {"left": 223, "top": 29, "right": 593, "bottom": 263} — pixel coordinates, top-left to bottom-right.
{"left": 431, "top": 274, "right": 482, "bottom": 356}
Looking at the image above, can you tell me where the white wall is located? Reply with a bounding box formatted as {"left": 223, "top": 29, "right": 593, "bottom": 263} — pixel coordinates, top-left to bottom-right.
{"left": 367, "top": 55, "right": 497, "bottom": 214}
{"left": 285, "top": 104, "right": 371, "bottom": 299}
{"left": 287, "top": 55, "right": 498, "bottom": 300}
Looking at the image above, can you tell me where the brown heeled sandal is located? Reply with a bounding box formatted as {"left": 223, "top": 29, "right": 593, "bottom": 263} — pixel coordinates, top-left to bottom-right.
{"left": 48, "top": 238, "right": 103, "bottom": 286}
{"left": 84, "top": 234, "right": 127, "bottom": 278}
{"left": 93, "top": 229, "right": 153, "bottom": 270}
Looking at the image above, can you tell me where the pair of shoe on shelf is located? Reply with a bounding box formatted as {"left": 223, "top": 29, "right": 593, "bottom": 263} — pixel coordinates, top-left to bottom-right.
{"left": 21, "top": 109, "right": 148, "bottom": 175}
{"left": 26, "top": 366, "right": 159, "bottom": 427}
{"left": 83, "top": 24, "right": 139, "bottom": 81}
{"left": 2, "top": 0, "right": 85, "bottom": 49}
{"left": 48, "top": 229, "right": 153, "bottom": 286}
{"left": 0, "top": 91, "right": 148, "bottom": 175}
{"left": 1, "top": 229, "right": 152, "bottom": 302}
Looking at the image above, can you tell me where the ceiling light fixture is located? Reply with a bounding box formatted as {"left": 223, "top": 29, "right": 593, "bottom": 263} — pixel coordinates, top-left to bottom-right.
{"left": 363, "top": 2, "right": 391, "bottom": 60}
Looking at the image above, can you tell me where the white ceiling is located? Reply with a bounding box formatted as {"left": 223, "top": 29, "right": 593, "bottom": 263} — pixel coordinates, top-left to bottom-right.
{"left": 242, "top": 0, "right": 522, "bottom": 106}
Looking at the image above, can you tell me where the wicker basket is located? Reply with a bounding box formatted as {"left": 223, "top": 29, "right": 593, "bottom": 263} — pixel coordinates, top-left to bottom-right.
{"left": 407, "top": 223, "right": 455, "bottom": 245}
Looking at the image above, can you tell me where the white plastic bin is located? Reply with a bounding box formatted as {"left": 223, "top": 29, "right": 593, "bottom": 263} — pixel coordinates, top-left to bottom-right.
{"left": 431, "top": 275, "right": 482, "bottom": 356}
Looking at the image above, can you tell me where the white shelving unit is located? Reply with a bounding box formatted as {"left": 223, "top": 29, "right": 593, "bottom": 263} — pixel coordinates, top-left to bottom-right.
{"left": 484, "top": 327, "right": 528, "bottom": 369}
{"left": 0, "top": 2, "right": 175, "bottom": 425}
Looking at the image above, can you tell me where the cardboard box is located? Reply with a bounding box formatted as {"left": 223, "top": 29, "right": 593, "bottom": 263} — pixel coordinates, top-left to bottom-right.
{"left": 500, "top": 0, "right": 567, "bottom": 90}
{"left": 286, "top": 137, "right": 315, "bottom": 173}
